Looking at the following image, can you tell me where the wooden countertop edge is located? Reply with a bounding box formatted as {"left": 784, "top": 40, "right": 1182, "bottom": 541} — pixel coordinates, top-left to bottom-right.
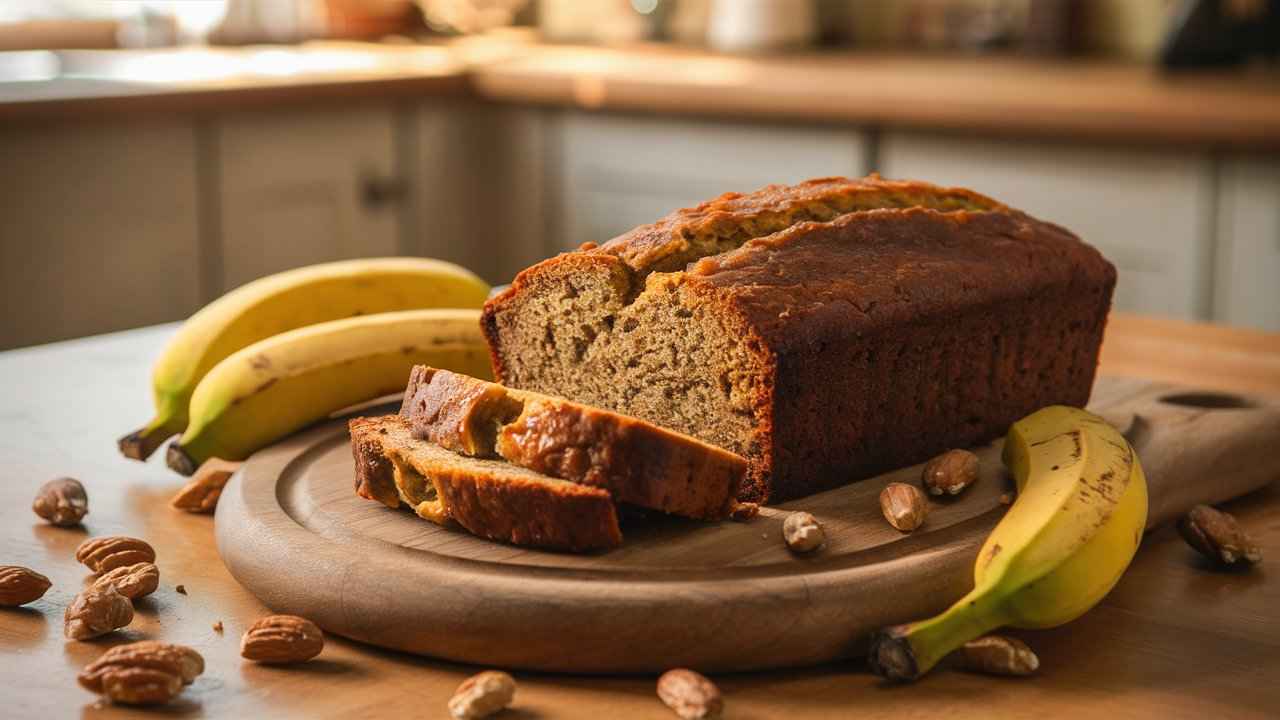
{"left": 2, "top": 41, "right": 1278, "bottom": 148}
{"left": 0, "top": 73, "right": 470, "bottom": 122}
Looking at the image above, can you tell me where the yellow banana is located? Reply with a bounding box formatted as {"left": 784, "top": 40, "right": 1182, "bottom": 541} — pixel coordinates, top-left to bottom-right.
{"left": 165, "top": 309, "right": 493, "bottom": 475}
{"left": 869, "top": 406, "right": 1148, "bottom": 680}
{"left": 119, "top": 258, "right": 489, "bottom": 461}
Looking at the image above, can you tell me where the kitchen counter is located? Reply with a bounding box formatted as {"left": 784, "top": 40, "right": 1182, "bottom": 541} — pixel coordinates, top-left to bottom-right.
{"left": 2, "top": 35, "right": 1279, "bottom": 148}
{"left": 1, "top": 312, "right": 1277, "bottom": 718}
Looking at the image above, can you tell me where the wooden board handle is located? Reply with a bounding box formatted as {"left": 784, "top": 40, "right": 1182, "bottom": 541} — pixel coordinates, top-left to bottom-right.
{"left": 1101, "top": 389, "right": 1280, "bottom": 529}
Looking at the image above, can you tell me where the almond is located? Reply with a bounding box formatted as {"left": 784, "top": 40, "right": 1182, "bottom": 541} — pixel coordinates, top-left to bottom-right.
{"left": 0, "top": 565, "right": 52, "bottom": 606}
{"left": 65, "top": 584, "right": 134, "bottom": 640}
{"left": 75, "top": 536, "right": 156, "bottom": 574}
{"left": 93, "top": 562, "right": 160, "bottom": 600}
{"left": 240, "top": 615, "right": 324, "bottom": 664}
{"left": 32, "top": 477, "right": 89, "bottom": 526}
{"left": 921, "top": 449, "right": 979, "bottom": 496}
{"left": 448, "top": 670, "right": 516, "bottom": 719}
{"left": 1178, "top": 504, "right": 1261, "bottom": 566}
{"left": 954, "top": 635, "right": 1039, "bottom": 676}
{"left": 657, "top": 668, "right": 723, "bottom": 719}
{"left": 880, "top": 482, "right": 929, "bottom": 532}
{"left": 79, "top": 641, "right": 204, "bottom": 705}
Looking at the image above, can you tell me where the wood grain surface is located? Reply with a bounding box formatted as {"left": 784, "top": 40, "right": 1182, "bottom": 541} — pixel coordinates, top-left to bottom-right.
{"left": 1, "top": 313, "right": 1277, "bottom": 718}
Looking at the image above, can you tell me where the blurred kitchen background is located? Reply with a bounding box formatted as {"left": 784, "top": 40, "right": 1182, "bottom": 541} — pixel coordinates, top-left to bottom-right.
{"left": 1, "top": 0, "right": 1277, "bottom": 349}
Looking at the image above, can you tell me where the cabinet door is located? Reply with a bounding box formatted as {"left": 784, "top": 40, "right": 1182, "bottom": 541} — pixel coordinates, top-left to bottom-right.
{"left": 1215, "top": 158, "right": 1280, "bottom": 331}
{"left": 217, "top": 108, "right": 400, "bottom": 291}
{"left": 880, "top": 133, "right": 1214, "bottom": 320}
{"left": 0, "top": 121, "right": 201, "bottom": 350}
{"left": 407, "top": 103, "right": 552, "bottom": 285}
{"left": 558, "top": 113, "right": 869, "bottom": 250}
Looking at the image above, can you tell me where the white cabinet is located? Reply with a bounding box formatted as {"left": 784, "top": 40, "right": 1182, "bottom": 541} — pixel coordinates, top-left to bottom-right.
{"left": 880, "top": 133, "right": 1215, "bottom": 321}
{"left": 405, "top": 103, "right": 552, "bottom": 285}
{"left": 215, "top": 108, "right": 401, "bottom": 291}
{"left": 1214, "top": 158, "right": 1280, "bottom": 331}
{"left": 0, "top": 121, "right": 201, "bottom": 350}
{"left": 557, "top": 113, "right": 870, "bottom": 250}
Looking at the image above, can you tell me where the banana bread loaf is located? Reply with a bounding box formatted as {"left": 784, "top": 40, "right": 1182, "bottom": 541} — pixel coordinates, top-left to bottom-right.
{"left": 481, "top": 176, "right": 1116, "bottom": 503}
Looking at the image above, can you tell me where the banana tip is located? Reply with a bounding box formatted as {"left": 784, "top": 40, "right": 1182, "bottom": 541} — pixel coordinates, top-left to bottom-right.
{"left": 118, "top": 428, "right": 170, "bottom": 461}
{"left": 868, "top": 628, "right": 922, "bottom": 682}
{"left": 166, "top": 443, "right": 198, "bottom": 476}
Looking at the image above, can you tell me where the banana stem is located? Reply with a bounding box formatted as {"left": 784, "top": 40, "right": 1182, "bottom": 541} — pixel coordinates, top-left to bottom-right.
{"left": 117, "top": 413, "right": 186, "bottom": 461}
{"left": 869, "top": 585, "right": 1010, "bottom": 681}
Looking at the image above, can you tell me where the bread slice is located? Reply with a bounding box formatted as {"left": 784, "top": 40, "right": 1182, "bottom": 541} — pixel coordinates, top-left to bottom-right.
{"left": 350, "top": 415, "right": 622, "bottom": 551}
{"left": 399, "top": 366, "right": 747, "bottom": 520}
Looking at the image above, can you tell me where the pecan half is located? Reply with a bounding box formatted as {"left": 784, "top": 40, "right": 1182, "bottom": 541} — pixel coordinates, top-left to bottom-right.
{"left": 75, "top": 536, "right": 156, "bottom": 574}
{"left": 0, "top": 565, "right": 52, "bottom": 606}
{"left": 93, "top": 562, "right": 160, "bottom": 600}
{"left": 32, "top": 477, "right": 89, "bottom": 526}
{"left": 65, "top": 585, "right": 134, "bottom": 640}
{"left": 240, "top": 615, "right": 324, "bottom": 664}
{"left": 1178, "top": 504, "right": 1262, "bottom": 566}
{"left": 79, "top": 641, "right": 204, "bottom": 705}
{"left": 448, "top": 670, "right": 516, "bottom": 719}
{"left": 657, "top": 668, "right": 723, "bottom": 720}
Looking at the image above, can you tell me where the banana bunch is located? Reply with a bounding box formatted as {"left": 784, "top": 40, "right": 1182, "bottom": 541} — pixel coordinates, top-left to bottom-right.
{"left": 166, "top": 309, "right": 493, "bottom": 475}
{"left": 869, "top": 406, "right": 1148, "bottom": 681}
{"left": 119, "top": 258, "right": 489, "bottom": 462}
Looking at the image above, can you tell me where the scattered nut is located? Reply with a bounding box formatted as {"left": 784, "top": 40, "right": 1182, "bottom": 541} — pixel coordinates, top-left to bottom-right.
{"left": 93, "top": 562, "right": 159, "bottom": 600}
{"left": 448, "top": 670, "right": 516, "bottom": 719}
{"left": 65, "top": 584, "right": 134, "bottom": 640}
{"left": 657, "top": 668, "right": 723, "bottom": 720}
{"left": 78, "top": 641, "right": 204, "bottom": 705}
{"left": 880, "top": 483, "right": 929, "bottom": 532}
{"left": 75, "top": 536, "right": 156, "bottom": 574}
{"left": 782, "top": 511, "right": 825, "bottom": 553}
{"left": 213, "top": 620, "right": 224, "bottom": 634}
{"left": 241, "top": 615, "right": 324, "bottom": 664}
{"left": 729, "top": 502, "right": 760, "bottom": 521}
{"left": 169, "top": 464, "right": 235, "bottom": 514}
{"left": 921, "top": 449, "right": 979, "bottom": 496}
{"left": 175, "top": 584, "right": 187, "bottom": 595}
{"left": 954, "top": 635, "right": 1039, "bottom": 676}
{"left": 32, "top": 477, "right": 89, "bottom": 526}
{"left": 0, "top": 565, "right": 52, "bottom": 606}
{"left": 1178, "top": 504, "right": 1261, "bottom": 566}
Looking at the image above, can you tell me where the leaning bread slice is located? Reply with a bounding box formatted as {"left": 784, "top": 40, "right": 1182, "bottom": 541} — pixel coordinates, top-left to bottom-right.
{"left": 350, "top": 415, "right": 622, "bottom": 551}
{"left": 400, "top": 366, "right": 748, "bottom": 520}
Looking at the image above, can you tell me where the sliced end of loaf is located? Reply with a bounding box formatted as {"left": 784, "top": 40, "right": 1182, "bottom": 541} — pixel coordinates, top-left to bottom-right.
{"left": 349, "top": 416, "right": 622, "bottom": 551}
{"left": 400, "top": 366, "right": 749, "bottom": 520}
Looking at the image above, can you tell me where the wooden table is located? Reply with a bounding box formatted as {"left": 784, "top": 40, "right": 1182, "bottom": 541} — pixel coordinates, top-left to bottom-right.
{"left": 1, "top": 313, "right": 1277, "bottom": 718}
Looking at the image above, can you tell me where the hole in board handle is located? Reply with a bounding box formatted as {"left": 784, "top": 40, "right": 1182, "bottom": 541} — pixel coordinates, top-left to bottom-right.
{"left": 1158, "top": 392, "right": 1254, "bottom": 410}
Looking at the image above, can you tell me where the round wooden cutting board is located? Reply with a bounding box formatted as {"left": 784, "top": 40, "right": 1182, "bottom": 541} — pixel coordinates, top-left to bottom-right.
{"left": 214, "top": 376, "right": 1280, "bottom": 673}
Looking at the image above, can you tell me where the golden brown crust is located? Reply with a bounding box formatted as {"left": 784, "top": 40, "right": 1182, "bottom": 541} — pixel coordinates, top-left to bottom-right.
{"left": 349, "top": 416, "right": 621, "bottom": 551}
{"left": 401, "top": 367, "right": 747, "bottom": 520}
{"left": 482, "top": 176, "right": 1116, "bottom": 503}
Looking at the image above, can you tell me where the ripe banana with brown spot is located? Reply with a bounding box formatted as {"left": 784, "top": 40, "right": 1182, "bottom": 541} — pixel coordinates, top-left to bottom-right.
{"left": 869, "top": 405, "right": 1148, "bottom": 680}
